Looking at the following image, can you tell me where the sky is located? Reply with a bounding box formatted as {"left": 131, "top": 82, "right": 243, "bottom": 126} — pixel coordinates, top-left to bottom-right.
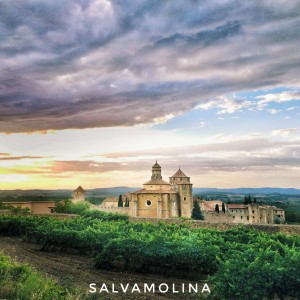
{"left": 0, "top": 0, "right": 300, "bottom": 189}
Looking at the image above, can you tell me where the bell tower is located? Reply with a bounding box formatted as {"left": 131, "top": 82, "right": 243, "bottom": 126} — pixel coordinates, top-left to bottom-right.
{"left": 169, "top": 168, "right": 193, "bottom": 218}
{"left": 151, "top": 161, "right": 162, "bottom": 180}
{"left": 178, "top": 180, "right": 193, "bottom": 218}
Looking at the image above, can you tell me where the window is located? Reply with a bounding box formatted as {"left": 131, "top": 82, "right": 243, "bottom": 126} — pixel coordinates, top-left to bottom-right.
{"left": 253, "top": 216, "right": 255, "bottom": 218}
{"left": 184, "top": 197, "right": 186, "bottom": 201}
{"left": 146, "top": 200, "right": 152, "bottom": 206}
{"left": 247, "top": 216, "right": 249, "bottom": 220}
{"left": 252, "top": 210, "right": 254, "bottom": 213}
{"left": 241, "top": 216, "right": 243, "bottom": 219}
{"left": 233, "top": 216, "right": 235, "bottom": 219}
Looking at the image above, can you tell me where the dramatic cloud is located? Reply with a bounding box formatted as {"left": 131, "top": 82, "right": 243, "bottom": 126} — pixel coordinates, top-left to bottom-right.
{"left": 1, "top": 0, "right": 300, "bottom": 132}
{"left": 0, "top": 155, "right": 46, "bottom": 160}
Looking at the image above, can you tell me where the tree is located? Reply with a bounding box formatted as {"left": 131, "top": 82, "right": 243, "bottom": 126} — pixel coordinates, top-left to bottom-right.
{"left": 118, "top": 195, "right": 123, "bottom": 207}
{"left": 191, "top": 201, "right": 204, "bottom": 220}
{"left": 124, "top": 198, "right": 130, "bottom": 207}
{"left": 244, "top": 195, "right": 249, "bottom": 204}
{"left": 253, "top": 197, "right": 257, "bottom": 204}
{"left": 215, "top": 204, "right": 220, "bottom": 213}
{"left": 248, "top": 193, "right": 252, "bottom": 204}
{"left": 222, "top": 202, "right": 226, "bottom": 213}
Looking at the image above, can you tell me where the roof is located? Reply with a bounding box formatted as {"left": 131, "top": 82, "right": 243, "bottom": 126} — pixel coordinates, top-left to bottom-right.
{"left": 199, "top": 200, "right": 223, "bottom": 211}
{"left": 143, "top": 179, "right": 170, "bottom": 185}
{"left": 152, "top": 161, "right": 161, "bottom": 168}
{"left": 74, "top": 186, "right": 85, "bottom": 192}
{"left": 170, "top": 168, "right": 188, "bottom": 178}
{"left": 227, "top": 204, "right": 248, "bottom": 209}
{"left": 132, "top": 188, "right": 178, "bottom": 195}
{"left": 102, "top": 196, "right": 118, "bottom": 202}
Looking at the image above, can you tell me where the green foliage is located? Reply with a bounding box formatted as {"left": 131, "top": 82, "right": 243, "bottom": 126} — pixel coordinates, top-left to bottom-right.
{"left": 210, "top": 244, "right": 300, "bottom": 300}
{"left": 215, "top": 204, "right": 219, "bottom": 213}
{"left": 86, "top": 197, "right": 105, "bottom": 206}
{"left": 244, "top": 194, "right": 252, "bottom": 204}
{"left": 54, "top": 200, "right": 90, "bottom": 214}
{"left": 0, "top": 253, "right": 86, "bottom": 299}
{"left": 0, "top": 215, "right": 299, "bottom": 299}
{"left": 118, "top": 194, "right": 123, "bottom": 207}
{"left": 221, "top": 202, "right": 226, "bottom": 213}
{"left": 191, "top": 201, "right": 204, "bottom": 220}
{"left": 0, "top": 203, "right": 31, "bottom": 215}
{"left": 124, "top": 198, "right": 130, "bottom": 207}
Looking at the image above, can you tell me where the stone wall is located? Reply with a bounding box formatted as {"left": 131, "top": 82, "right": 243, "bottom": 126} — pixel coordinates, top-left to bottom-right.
{"left": 2, "top": 201, "right": 55, "bottom": 214}
{"left": 203, "top": 211, "right": 234, "bottom": 223}
{"left": 97, "top": 206, "right": 130, "bottom": 215}
{"left": 129, "top": 217, "right": 300, "bottom": 235}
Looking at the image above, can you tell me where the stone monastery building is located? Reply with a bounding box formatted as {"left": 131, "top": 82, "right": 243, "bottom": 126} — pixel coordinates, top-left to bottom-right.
{"left": 130, "top": 161, "right": 193, "bottom": 218}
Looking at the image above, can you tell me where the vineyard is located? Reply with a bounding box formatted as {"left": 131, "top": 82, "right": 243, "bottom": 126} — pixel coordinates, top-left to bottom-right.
{"left": 0, "top": 252, "right": 88, "bottom": 300}
{"left": 0, "top": 213, "right": 299, "bottom": 300}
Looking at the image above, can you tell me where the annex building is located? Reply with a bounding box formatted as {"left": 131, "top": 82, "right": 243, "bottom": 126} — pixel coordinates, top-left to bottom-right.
{"left": 130, "top": 161, "right": 193, "bottom": 218}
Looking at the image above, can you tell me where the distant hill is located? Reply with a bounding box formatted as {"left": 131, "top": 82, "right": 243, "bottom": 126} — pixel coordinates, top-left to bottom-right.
{"left": 1, "top": 187, "right": 300, "bottom": 197}
{"left": 193, "top": 188, "right": 300, "bottom": 195}
{"left": 90, "top": 187, "right": 139, "bottom": 196}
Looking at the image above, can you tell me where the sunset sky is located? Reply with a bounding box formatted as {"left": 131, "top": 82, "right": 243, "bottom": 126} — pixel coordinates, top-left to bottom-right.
{"left": 0, "top": 0, "right": 300, "bottom": 189}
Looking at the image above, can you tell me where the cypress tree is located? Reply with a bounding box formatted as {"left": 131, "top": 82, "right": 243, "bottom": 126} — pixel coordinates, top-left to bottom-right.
{"left": 248, "top": 194, "right": 252, "bottom": 204}
{"left": 118, "top": 194, "right": 123, "bottom": 207}
{"left": 222, "top": 202, "right": 226, "bottom": 213}
{"left": 215, "top": 204, "right": 220, "bottom": 213}
{"left": 191, "top": 201, "right": 204, "bottom": 220}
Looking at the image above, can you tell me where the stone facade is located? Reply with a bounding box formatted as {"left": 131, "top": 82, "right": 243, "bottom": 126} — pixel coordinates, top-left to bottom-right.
{"left": 2, "top": 201, "right": 55, "bottom": 214}
{"left": 72, "top": 186, "right": 85, "bottom": 202}
{"left": 199, "top": 200, "right": 285, "bottom": 224}
{"left": 130, "top": 162, "right": 193, "bottom": 218}
{"left": 101, "top": 193, "right": 131, "bottom": 208}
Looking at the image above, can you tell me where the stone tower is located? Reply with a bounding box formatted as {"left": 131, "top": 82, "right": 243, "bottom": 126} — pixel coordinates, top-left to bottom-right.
{"left": 151, "top": 161, "right": 162, "bottom": 180}
{"left": 72, "top": 186, "right": 85, "bottom": 202}
{"left": 169, "top": 168, "right": 193, "bottom": 218}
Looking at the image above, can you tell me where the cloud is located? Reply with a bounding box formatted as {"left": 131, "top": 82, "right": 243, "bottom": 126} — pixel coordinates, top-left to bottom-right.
{"left": 196, "top": 96, "right": 251, "bottom": 114}
{"left": 271, "top": 128, "right": 299, "bottom": 137}
{"left": 0, "top": 155, "right": 47, "bottom": 160}
{"left": 199, "top": 121, "right": 206, "bottom": 128}
{"left": 268, "top": 109, "right": 281, "bottom": 114}
{"left": 1, "top": 1, "right": 300, "bottom": 132}
{"left": 256, "top": 91, "right": 300, "bottom": 110}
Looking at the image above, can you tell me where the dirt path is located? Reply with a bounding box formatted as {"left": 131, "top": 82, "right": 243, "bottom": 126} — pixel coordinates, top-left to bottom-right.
{"left": 0, "top": 236, "right": 209, "bottom": 299}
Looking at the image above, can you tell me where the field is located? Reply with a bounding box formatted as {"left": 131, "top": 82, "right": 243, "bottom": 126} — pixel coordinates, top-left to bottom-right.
{"left": 0, "top": 210, "right": 299, "bottom": 300}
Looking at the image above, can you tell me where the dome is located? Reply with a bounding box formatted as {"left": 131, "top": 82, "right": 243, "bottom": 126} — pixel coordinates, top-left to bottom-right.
{"left": 152, "top": 160, "right": 161, "bottom": 168}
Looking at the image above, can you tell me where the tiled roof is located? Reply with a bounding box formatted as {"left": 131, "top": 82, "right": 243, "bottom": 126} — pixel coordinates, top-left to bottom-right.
{"left": 132, "top": 188, "right": 178, "bottom": 194}
{"left": 200, "top": 200, "right": 223, "bottom": 211}
{"left": 170, "top": 168, "right": 188, "bottom": 178}
{"left": 152, "top": 161, "right": 161, "bottom": 168}
{"left": 74, "top": 186, "right": 85, "bottom": 192}
{"left": 143, "top": 179, "right": 170, "bottom": 185}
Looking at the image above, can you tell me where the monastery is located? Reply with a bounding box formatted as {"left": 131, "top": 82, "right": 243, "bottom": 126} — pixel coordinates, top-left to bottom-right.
{"left": 96, "top": 161, "right": 286, "bottom": 224}
{"left": 130, "top": 161, "right": 193, "bottom": 218}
